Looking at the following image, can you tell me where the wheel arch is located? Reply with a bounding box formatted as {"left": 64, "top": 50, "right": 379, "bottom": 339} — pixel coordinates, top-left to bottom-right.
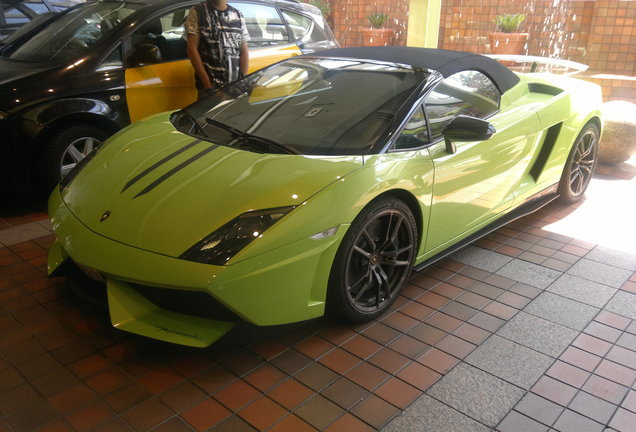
{"left": 358, "top": 188, "right": 425, "bottom": 254}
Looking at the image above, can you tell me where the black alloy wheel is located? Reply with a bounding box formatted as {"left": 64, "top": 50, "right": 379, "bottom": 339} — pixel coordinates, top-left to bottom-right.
{"left": 329, "top": 198, "right": 417, "bottom": 322}
{"left": 558, "top": 123, "right": 599, "bottom": 203}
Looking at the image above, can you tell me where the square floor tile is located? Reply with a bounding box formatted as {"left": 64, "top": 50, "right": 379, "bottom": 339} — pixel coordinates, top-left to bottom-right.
{"left": 497, "top": 312, "right": 578, "bottom": 357}
{"left": 547, "top": 274, "right": 616, "bottom": 308}
{"left": 567, "top": 259, "right": 632, "bottom": 289}
{"left": 524, "top": 292, "right": 598, "bottom": 331}
{"left": 496, "top": 259, "right": 561, "bottom": 289}
{"left": 568, "top": 391, "right": 617, "bottom": 424}
{"left": 427, "top": 363, "right": 524, "bottom": 427}
{"left": 497, "top": 410, "right": 549, "bottom": 432}
{"left": 384, "top": 394, "right": 489, "bottom": 432}
{"left": 451, "top": 246, "right": 512, "bottom": 273}
{"left": 514, "top": 392, "right": 563, "bottom": 426}
{"left": 466, "top": 335, "right": 553, "bottom": 389}
{"left": 553, "top": 409, "right": 604, "bottom": 432}
{"left": 605, "top": 291, "right": 636, "bottom": 320}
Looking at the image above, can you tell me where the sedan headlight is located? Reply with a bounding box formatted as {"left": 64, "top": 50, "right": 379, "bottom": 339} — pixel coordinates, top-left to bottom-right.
{"left": 180, "top": 206, "right": 295, "bottom": 265}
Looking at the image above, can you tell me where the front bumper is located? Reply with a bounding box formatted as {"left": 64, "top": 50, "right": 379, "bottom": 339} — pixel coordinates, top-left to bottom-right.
{"left": 48, "top": 188, "right": 346, "bottom": 347}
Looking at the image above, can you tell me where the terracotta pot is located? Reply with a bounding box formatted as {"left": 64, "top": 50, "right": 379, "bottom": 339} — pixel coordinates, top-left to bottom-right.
{"left": 488, "top": 32, "right": 529, "bottom": 55}
{"left": 361, "top": 27, "right": 394, "bottom": 47}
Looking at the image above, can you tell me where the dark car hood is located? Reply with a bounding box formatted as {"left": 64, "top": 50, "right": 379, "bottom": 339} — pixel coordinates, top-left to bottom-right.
{"left": 0, "top": 57, "right": 59, "bottom": 110}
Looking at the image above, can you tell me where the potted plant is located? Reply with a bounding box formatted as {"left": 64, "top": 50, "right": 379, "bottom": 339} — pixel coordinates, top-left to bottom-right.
{"left": 361, "top": 13, "right": 394, "bottom": 47}
{"left": 489, "top": 13, "right": 529, "bottom": 55}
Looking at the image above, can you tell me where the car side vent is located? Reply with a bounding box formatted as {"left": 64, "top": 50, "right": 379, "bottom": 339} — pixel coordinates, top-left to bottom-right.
{"left": 529, "top": 122, "right": 563, "bottom": 181}
{"left": 528, "top": 83, "right": 563, "bottom": 96}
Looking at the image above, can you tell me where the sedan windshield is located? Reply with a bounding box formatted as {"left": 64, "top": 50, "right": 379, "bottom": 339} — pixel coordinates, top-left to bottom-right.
{"left": 9, "top": 2, "right": 140, "bottom": 62}
{"left": 175, "top": 58, "right": 427, "bottom": 155}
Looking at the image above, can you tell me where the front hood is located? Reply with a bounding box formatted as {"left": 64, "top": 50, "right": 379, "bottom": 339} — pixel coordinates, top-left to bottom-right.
{"left": 0, "top": 58, "right": 59, "bottom": 110}
{"left": 61, "top": 113, "right": 363, "bottom": 257}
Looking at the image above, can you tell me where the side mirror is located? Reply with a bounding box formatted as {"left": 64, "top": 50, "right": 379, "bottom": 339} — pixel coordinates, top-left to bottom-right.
{"left": 442, "top": 115, "right": 496, "bottom": 154}
{"left": 127, "top": 43, "right": 162, "bottom": 67}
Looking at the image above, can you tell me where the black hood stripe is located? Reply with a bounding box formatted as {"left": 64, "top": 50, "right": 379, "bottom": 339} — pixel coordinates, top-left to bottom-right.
{"left": 122, "top": 139, "right": 202, "bottom": 193}
{"left": 133, "top": 144, "right": 220, "bottom": 199}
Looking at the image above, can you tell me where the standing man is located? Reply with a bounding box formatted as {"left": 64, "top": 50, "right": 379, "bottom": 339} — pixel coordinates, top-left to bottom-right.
{"left": 185, "top": 0, "right": 250, "bottom": 99}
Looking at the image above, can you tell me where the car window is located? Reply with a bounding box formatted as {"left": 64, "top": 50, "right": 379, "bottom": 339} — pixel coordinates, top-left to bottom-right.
{"left": 9, "top": 2, "right": 141, "bottom": 62}
{"left": 395, "top": 105, "right": 429, "bottom": 150}
{"left": 97, "top": 43, "right": 122, "bottom": 71}
{"left": 3, "top": 6, "right": 30, "bottom": 25}
{"left": 128, "top": 7, "right": 189, "bottom": 66}
{"left": 232, "top": 2, "right": 289, "bottom": 47}
{"left": 280, "top": 10, "right": 311, "bottom": 41}
{"left": 424, "top": 70, "right": 500, "bottom": 140}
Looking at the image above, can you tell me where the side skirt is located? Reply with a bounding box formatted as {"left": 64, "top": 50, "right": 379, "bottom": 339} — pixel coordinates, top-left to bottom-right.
{"left": 413, "top": 184, "right": 559, "bottom": 272}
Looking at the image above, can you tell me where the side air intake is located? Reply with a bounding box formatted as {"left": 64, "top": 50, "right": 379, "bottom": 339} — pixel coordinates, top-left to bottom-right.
{"left": 528, "top": 83, "right": 563, "bottom": 96}
{"left": 530, "top": 123, "right": 563, "bottom": 181}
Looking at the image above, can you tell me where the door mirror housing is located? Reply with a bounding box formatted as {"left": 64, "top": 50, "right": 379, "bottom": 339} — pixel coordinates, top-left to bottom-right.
{"left": 128, "top": 43, "right": 162, "bottom": 67}
{"left": 442, "top": 115, "right": 496, "bottom": 154}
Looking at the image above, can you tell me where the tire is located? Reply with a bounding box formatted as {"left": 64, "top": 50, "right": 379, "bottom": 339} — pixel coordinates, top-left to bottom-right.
{"left": 328, "top": 197, "right": 417, "bottom": 322}
{"left": 41, "top": 124, "right": 109, "bottom": 194}
{"left": 558, "top": 123, "right": 599, "bottom": 203}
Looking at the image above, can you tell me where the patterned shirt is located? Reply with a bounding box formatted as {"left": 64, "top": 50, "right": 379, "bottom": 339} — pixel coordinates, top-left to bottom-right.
{"left": 185, "top": 2, "right": 250, "bottom": 89}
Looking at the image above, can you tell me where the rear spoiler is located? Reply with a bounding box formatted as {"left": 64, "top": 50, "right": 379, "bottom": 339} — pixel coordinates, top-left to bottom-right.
{"left": 487, "top": 55, "right": 589, "bottom": 76}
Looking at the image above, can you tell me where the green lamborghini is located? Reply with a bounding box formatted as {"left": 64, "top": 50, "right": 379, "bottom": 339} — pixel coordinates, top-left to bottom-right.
{"left": 48, "top": 47, "right": 603, "bottom": 347}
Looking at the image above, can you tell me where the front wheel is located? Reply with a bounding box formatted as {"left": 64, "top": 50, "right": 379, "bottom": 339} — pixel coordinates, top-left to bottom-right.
{"left": 41, "top": 124, "right": 109, "bottom": 193}
{"left": 558, "top": 123, "right": 599, "bottom": 203}
{"left": 328, "top": 198, "right": 417, "bottom": 322}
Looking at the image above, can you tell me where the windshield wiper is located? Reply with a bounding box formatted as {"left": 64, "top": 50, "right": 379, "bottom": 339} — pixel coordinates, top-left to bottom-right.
{"left": 204, "top": 117, "right": 300, "bottom": 155}
{"left": 183, "top": 109, "right": 208, "bottom": 137}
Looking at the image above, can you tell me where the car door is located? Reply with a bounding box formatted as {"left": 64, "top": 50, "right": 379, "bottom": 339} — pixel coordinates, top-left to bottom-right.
{"left": 124, "top": 6, "right": 196, "bottom": 123}
{"left": 423, "top": 70, "right": 541, "bottom": 253}
{"left": 232, "top": 1, "right": 302, "bottom": 71}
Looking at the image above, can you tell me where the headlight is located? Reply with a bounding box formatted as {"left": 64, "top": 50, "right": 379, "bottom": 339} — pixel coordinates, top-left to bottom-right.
{"left": 0, "top": 111, "right": 9, "bottom": 120}
{"left": 180, "top": 206, "right": 295, "bottom": 265}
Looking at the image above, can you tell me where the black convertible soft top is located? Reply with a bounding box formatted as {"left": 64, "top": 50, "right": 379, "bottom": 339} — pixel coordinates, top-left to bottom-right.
{"left": 310, "top": 47, "right": 520, "bottom": 93}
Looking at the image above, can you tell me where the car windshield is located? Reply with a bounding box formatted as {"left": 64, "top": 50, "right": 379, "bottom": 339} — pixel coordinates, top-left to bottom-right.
{"left": 9, "top": 2, "right": 141, "bottom": 62}
{"left": 175, "top": 58, "right": 426, "bottom": 156}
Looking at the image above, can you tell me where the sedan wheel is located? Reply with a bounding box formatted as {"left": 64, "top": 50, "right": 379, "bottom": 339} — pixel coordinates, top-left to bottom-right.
{"left": 558, "top": 123, "right": 599, "bottom": 203}
{"left": 42, "top": 124, "right": 108, "bottom": 194}
{"left": 329, "top": 198, "right": 417, "bottom": 321}
{"left": 60, "top": 136, "right": 102, "bottom": 177}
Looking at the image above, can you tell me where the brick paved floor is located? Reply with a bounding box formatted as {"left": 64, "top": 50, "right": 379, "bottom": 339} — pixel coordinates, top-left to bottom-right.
{"left": 1, "top": 167, "right": 635, "bottom": 432}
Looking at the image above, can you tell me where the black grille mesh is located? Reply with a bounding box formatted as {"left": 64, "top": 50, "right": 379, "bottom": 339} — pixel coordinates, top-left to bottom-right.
{"left": 132, "top": 284, "right": 241, "bottom": 322}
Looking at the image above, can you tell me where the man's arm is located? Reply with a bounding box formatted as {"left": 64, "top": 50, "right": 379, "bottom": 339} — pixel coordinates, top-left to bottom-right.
{"left": 187, "top": 33, "right": 212, "bottom": 89}
{"left": 239, "top": 41, "right": 249, "bottom": 76}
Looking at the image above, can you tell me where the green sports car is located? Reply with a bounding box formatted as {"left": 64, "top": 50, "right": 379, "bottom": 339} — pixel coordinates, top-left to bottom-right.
{"left": 48, "top": 47, "right": 603, "bottom": 347}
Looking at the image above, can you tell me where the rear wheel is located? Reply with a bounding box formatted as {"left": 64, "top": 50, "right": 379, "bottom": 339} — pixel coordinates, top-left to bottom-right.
{"left": 328, "top": 198, "right": 417, "bottom": 322}
{"left": 558, "top": 123, "right": 599, "bottom": 203}
{"left": 42, "top": 124, "right": 108, "bottom": 193}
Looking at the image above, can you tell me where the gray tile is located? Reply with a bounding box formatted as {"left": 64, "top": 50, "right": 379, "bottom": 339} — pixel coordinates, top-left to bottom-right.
{"left": 427, "top": 363, "right": 524, "bottom": 427}
{"left": 525, "top": 292, "right": 599, "bottom": 331}
{"left": 547, "top": 274, "right": 617, "bottom": 308}
{"left": 605, "top": 291, "right": 636, "bottom": 320}
{"left": 567, "top": 259, "right": 632, "bottom": 288}
{"left": 383, "top": 394, "right": 489, "bottom": 432}
{"left": 515, "top": 393, "right": 564, "bottom": 426}
{"left": 466, "top": 335, "right": 553, "bottom": 390}
{"left": 452, "top": 246, "right": 513, "bottom": 273}
{"left": 497, "top": 411, "right": 549, "bottom": 432}
{"left": 553, "top": 409, "right": 604, "bottom": 432}
{"left": 0, "top": 222, "right": 51, "bottom": 246}
{"left": 496, "top": 260, "right": 562, "bottom": 289}
{"left": 569, "top": 392, "right": 617, "bottom": 424}
{"left": 497, "top": 312, "right": 578, "bottom": 357}
{"left": 586, "top": 246, "right": 636, "bottom": 271}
